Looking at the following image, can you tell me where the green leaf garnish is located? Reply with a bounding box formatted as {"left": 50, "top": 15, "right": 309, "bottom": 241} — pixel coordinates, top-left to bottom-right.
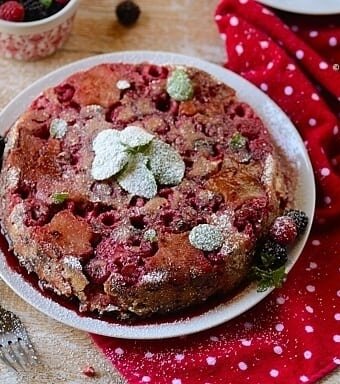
{"left": 120, "top": 125, "right": 154, "bottom": 148}
{"left": 229, "top": 132, "right": 247, "bottom": 151}
{"left": 52, "top": 192, "right": 69, "bottom": 204}
{"left": 50, "top": 118, "right": 68, "bottom": 139}
{"left": 189, "top": 224, "right": 224, "bottom": 252}
{"left": 117, "top": 154, "right": 157, "bottom": 199}
{"left": 40, "top": 0, "right": 52, "bottom": 8}
{"left": 166, "top": 68, "right": 194, "bottom": 101}
{"left": 147, "top": 139, "right": 185, "bottom": 185}
{"left": 252, "top": 265, "right": 286, "bottom": 292}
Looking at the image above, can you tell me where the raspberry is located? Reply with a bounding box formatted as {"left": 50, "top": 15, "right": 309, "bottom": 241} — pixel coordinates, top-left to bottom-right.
{"left": 285, "top": 209, "right": 308, "bottom": 234}
{"left": 82, "top": 365, "right": 96, "bottom": 378}
{"left": 0, "top": 1, "right": 25, "bottom": 22}
{"left": 249, "top": 138, "right": 273, "bottom": 160}
{"left": 116, "top": 0, "right": 140, "bottom": 26}
{"left": 269, "top": 216, "right": 297, "bottom": 245}
{"left": 259, "top": 239, "right": 288, "bottom": 269}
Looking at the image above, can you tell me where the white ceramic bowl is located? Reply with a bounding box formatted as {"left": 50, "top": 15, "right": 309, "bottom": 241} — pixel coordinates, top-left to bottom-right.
{"left": 0, "top": 0, "right": 80, "bottom": 61}
{"left": 0, "top": 51, "right": 315, "bottom": 339}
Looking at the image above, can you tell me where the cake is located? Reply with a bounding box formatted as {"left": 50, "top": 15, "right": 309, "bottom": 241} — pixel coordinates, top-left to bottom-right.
{"left": 0, "top": 63, "right": 297, "bottom": 318}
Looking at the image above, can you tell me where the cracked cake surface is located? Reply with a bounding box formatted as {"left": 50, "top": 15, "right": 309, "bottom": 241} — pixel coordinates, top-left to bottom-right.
{"left": 0, "top": 63, "right": 292, "bottom": 318}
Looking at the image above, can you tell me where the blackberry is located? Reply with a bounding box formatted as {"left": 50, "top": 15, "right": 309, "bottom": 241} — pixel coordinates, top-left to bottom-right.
{"left": 21, "top": 0, "right": 48, "bottom": 21}
{"left": 116, "top": 0, "right": 140, "bottom": 26}
{"left": 259, "top": 239, "right": 288, "bottom": 269}
{"left": 285, "top": 209, "right": 308, "bottom": 234}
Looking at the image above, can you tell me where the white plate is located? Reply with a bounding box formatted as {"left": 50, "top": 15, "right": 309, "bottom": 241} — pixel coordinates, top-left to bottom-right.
{"left": 257, "top": 0, "right": 340, "bottom": 15}
{"left": 0, "top": 51, "right": 315, "bottom": 339}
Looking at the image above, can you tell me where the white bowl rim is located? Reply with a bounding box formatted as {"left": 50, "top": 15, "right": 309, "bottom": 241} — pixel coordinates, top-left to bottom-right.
{"left": 0, "top": 0, "right": 79, "bottom": 30}
{"left": 0, "top": 51, "right": 316, "bottom": 339}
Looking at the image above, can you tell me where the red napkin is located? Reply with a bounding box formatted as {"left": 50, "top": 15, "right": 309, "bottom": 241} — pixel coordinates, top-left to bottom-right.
{"left": 92, "top": 1, "right": 340, "bottom": 383}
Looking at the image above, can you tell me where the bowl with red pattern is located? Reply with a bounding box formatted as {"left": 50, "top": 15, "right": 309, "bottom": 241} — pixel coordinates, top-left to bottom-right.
{"left": 0, "top": 0, "right": 79, "bottom": 60}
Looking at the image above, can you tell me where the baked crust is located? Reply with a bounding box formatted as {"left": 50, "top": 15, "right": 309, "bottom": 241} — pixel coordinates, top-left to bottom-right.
{"left": 0, "top": 63, "right": 289, "bottom": 318}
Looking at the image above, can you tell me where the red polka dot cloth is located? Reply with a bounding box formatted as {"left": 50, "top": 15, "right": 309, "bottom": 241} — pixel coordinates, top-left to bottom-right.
{"left": 92, "top": 1, "right": 340, "bottom": 383}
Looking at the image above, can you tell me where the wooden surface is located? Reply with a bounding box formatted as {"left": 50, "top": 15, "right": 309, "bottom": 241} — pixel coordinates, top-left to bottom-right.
{"left": 0, "top": 1, "right": 338, "bottom": 383}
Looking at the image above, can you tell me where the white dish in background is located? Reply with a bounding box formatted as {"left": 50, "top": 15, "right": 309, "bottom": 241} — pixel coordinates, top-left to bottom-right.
{"left": 0, "top": 51, "right": 315, "bottom": 339}
{"left": 257, "top": 0, "right": 340, "bottom": 15}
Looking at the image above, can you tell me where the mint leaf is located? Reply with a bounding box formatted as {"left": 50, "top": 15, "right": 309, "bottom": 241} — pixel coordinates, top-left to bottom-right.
{"left": 40, "top": 0, "right": 53, "bottom": 8}
{"left": 167, "top": 69, "right": 194, "bottom": 101}
{"left": 229, "top": 132, "right": 247, "bottom": 151}
{"left": 52, "top": 192, "right": 69, "bottom": 204}
{"left": 252, "top": 265, "right": 286, "bottom": 292}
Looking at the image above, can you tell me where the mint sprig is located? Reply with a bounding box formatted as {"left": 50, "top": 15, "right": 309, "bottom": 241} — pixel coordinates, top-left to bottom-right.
{"left": 52, "top": 192, "right": 69, "bottom": 204}
{"left": 252, "top": 265, "right": 286, "bottom": 292}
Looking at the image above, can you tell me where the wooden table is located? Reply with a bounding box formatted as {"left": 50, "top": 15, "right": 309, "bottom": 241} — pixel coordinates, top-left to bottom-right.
{"left": 0, "top": 1, "right": 338, "bottom": 383}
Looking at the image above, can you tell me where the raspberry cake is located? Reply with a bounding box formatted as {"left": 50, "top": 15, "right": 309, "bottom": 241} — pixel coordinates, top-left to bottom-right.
{"left": 0, "top": 63, "right": 299, "bottom": 319}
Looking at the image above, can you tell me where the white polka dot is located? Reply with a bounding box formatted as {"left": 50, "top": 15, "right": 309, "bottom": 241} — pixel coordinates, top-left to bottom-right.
{"left": 291, "top": 25, "right": 299, "bottom": 32}
{"left": 260, "top": 83, "right": 268, "bottom": 92}
{"left": 312, "top": 239, "right": 320, "bottom": 246}
{"left": 267, "top": 62, "right": 274, "bottom": 70}
{"left": 337, "top": 290, "right": 340, "bottom": 297}
{"left": 319, "top": 61, "right": 328, "bottom": 70}
{"left": 324, "top": 196, "right": 332, "bottom": 205}
{"left": 304, "top": 350, "right": 312, "bottom": 359}
{"left": 172, "top": 379, "right": 182, "bottom": 384}
{"left": 239, "top": 0, "right": 248, "bottom": 3}
{"left": 334, "top": 358, "right": 340, "bottom": 365}
{"left": 235, "top": 44, "right": 244, "bottom": 55}
{"left": 220, "top": 33, "right": 227, "bottom": 41}
{"left": 305, "top": 325, "right": 314, "bottom": 333}
{"left": 260, "top": 41, "right": 269, "bottom": 49}
{"left": 321, "top": 168, "right": 330, "bottom": 176}
{"left": 210, "top": 336, "right": 219, "bottom": 342}
{"left": 329, "top": 37, "right": 337, "bottom": 47}
{"left": 311, "top": 93, "right": 320, "bottom": 101}
{"left": 142, "top": 376, "right": 151, "bottom": 383}
{"left": 309, "top": 262, "right": 317, "bottom": 269}
{"left": 206, "top": 356, "right": 217, "bottom": 366}
{"left": 238, "top": 361, "right": 248, "bottom": 370}
{"left": 333, "top": 335, "right": 340, "bottom": 343}
{"left": 287, "top": 63, "right": 296, "bottom": 71}
{"left": 308, "top": 118, "right": 317, "bottom": 126}
{"left": 215, "top": 14, "right": 222, "bottom": 21}
{"left": 333, "top": 125, "right": 339, "bottom": 135}
{"left": 296, "top": 50, "right": 304, "bottom": 60}
{"left": 270, "top": 369, "right": 279, "bottom": 377}
{"left": 241, "top": 339, "right": 251, "bottom": 346}
{"left": 262, "top": 8, "right": 272, "bottom": 15}
{"left": 275, "top": 323, "right": 284, "bottom": 332}
{"left": 145, "top": 352, "right": 154, "bottom": 359}
{"left": 284, "top": 86, "right": 294, "bottom": 95}
{"left": 300, "top": 376, "right": 309, "bottom": 383}
{"left": 115, "top": 347, "right": 124, "bottom": 356}
{"left": 276, "top": 296, "right": 285, "bottom": 305}
{"left": 175, "top": 353, "right": 185, "bottom": 361}
{"left": 244, "top": 322, "right": 253, "bottom": 330}
{"left": 306, "top": 285, "right": 315, "bottom": 292}
{"left": 335, "top": 313, "right": 340, "bottom": 320}
{"left": 309, "top": 31, "right": 318, "bottom": 37}
{"left": 273, "top": 346, "right": 283, "bottom": 355}
{"left": 230, "top": 16, "right": 239, "bottom": 26}
{"left": 305, "top": 305, "right": 314, "bottom": 313}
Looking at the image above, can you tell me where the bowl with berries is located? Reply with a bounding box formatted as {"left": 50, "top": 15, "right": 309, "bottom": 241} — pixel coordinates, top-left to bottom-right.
{"left": 0, "top": 0, "right": 79, "bottom": 60}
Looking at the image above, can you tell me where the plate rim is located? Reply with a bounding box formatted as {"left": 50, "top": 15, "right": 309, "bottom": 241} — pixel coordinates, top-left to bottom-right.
{"left": 257, "top": 0, "right": 340, "bottom": 15}
{"left": 0, "top": 51, "right": 315, "bottom": 339}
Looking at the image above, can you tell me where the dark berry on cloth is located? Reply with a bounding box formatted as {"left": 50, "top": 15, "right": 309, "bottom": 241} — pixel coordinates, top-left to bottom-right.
{"left": 285, "top": 209, "right": 308, "bottom": 234}
{"left": 0, "top": 1, "right": 25, "bottom": 21}
{"left": 116, "top": 0, "right": 140, "bottom": 26}
{"left": 269, "top": 216, "right": 297, "bottom": 245}
{"left": 259, "top": 239, "right": 288, "bottom": 269}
